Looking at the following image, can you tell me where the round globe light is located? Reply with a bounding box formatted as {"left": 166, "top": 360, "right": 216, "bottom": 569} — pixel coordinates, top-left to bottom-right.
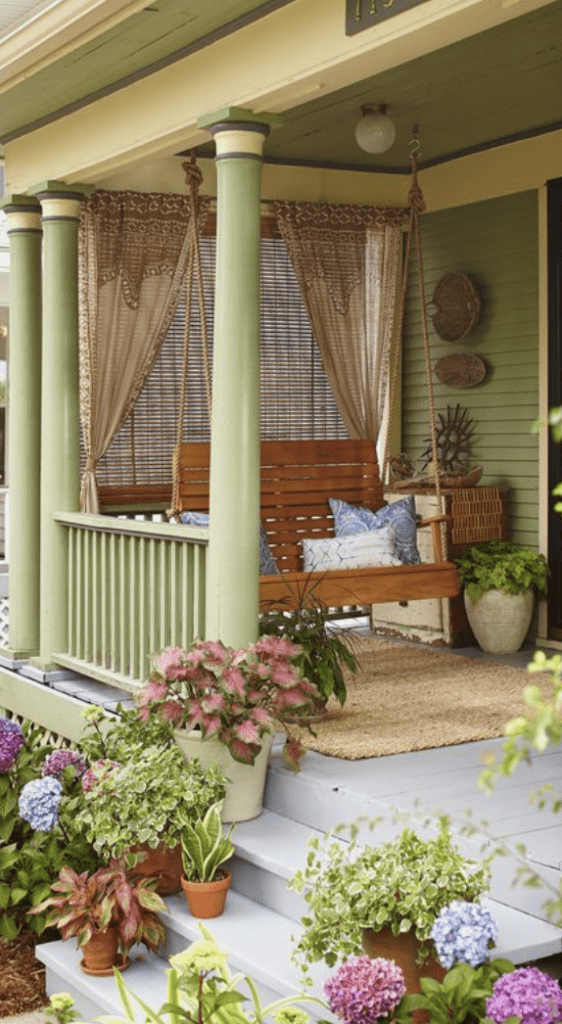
{"left": 355, "top": 108, "right": 396, "bottom": 154}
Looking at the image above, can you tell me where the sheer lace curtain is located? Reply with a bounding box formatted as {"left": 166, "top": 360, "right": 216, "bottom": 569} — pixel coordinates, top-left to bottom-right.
{"left": 273, "top": 201, "right": 404, "bottom": 463}
{"left": 78, "top": 189, "right": 210, "bottom": 513}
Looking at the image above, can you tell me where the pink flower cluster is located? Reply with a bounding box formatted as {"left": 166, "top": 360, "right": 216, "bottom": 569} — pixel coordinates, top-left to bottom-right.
{"left": 324, "top": 956, "right": 406, "bottom": 1024}
{"left": 137, "top": 636, "right": 317, "bottom": 767}
{"left": 81, "top": 759, "right": 121, "bottom": 792}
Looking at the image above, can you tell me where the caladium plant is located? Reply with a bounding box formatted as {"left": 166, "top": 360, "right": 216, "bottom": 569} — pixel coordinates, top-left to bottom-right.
{"left": 137, "top": 636, "right": 318, "bottom": 768}
{"left": 31, "top": 858, "right": 167, "bottom": 954}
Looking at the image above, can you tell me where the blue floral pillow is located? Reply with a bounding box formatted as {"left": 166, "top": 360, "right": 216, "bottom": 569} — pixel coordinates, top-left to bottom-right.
{"left": 179, "top": 513, "right": 280, "bottom": 575}
{"left": 329, "top": 495, "right": 421, "bottom": 565}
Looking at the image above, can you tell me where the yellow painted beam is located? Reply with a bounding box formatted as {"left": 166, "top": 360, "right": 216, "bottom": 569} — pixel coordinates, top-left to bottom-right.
{"left": 4, "top": 0, "right": 557, "bottom": 191}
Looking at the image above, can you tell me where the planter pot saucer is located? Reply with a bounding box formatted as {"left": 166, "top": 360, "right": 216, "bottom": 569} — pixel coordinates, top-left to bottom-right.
{"left": 80, "top": 953, "right": 130, "bottom": 976}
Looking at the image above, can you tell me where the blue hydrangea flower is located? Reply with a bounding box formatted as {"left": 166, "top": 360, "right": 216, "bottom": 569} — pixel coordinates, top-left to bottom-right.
{"left": 0, "top": 717, "right": 25, "bottom": 772}
{"left": 430, "top": 900, "right": 498, "bottom": 968}
{"left": 19, "top": 776, "right": 63, "bottom": 831}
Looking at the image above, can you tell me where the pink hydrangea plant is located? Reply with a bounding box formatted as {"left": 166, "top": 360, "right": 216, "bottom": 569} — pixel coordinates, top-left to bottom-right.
{"left": 137, "top": 636, "right": 317, "bottom": 768}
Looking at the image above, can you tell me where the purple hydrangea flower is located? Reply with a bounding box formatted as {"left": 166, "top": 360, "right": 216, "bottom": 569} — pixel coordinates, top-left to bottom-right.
{"left": 19, "top": 776, "right": 63, "bottom": 831}
{"left": 430, "top": 900, "right": 498, "bottom": 968}
{"left": 324, "top": 956, "right": 406, "bottom": 1024}
{"left": 0, "top": 717, "right": 25, "bottom": 772}
{"left": 43, "top": 749, "right": 88, "bottom": 780}
{"left": 486, "top": 967, "right": 562, "bottom": 1024}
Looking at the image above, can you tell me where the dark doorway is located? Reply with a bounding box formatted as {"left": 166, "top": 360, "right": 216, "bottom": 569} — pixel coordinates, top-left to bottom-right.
{"left": 547, "top": 176, "right": 562, "bottom": 638}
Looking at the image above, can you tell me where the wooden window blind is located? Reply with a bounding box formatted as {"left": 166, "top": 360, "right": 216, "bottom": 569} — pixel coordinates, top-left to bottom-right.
{"left": 94, "top": 222, "right": 347, "bottom": 490}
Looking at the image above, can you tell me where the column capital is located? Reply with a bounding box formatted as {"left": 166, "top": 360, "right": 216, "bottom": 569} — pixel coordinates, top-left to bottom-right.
{"left": 0, "top": 196, "right": 41, "bottom": 233}
{"left": 28, "top": 180, "right": 95, "bottom": 221}
{"left": 197, "top": 107, "right": 282, "bottom": 161}
{"left": 27, "top": 180, "right": 95, "bottom": 199}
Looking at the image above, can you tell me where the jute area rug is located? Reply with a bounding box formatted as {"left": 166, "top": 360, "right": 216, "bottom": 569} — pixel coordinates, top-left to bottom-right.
{"left": 292, "top": 637, "right": 533, "bottom": 760}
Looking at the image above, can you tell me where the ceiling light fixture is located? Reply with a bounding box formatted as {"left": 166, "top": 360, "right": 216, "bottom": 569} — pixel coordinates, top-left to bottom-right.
{"left": 355, "top": 104, "right": 396, "bottom": 155}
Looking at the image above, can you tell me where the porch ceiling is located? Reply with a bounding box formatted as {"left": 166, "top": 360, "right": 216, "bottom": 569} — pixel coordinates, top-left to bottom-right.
{"left": 0, "top": 0, "right": 561, "bottom": 172}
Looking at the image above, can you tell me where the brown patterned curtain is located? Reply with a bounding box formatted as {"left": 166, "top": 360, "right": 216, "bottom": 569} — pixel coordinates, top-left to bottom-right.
{"left": 273, "top": 200, "right": 405, "bottom": 459}
{"left": 78, "top": 189, "right": 210, "bottom": 512}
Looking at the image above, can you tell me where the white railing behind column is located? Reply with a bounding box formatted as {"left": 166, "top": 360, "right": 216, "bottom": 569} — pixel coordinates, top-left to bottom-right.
{"left": 54, "top": 512, "right": 208, "bottom": 692}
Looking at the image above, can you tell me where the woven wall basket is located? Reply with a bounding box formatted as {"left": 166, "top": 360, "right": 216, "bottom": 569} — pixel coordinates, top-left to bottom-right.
{"left": 432, "top": 272, "right": 481, "bottom": 341}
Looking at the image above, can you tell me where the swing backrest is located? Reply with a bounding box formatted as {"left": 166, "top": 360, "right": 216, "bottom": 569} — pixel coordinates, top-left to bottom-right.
{"left": 175, "top": 438, "right": 385, "bottom": 572}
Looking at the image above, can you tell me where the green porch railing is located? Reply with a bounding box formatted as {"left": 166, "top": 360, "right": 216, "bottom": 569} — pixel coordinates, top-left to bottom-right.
{"left": 53, "top": 512, "right": 208, "bottom": 692}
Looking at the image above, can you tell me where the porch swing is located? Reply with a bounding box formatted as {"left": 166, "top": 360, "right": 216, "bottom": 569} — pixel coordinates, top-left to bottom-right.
{"left": 170, "top": 148, "right": 460, "bottom": 611}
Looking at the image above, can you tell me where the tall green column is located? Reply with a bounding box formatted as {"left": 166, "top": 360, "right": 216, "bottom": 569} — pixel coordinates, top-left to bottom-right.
{"left": 30, "top": 185, "right": 87, "bottom": 671}
{"left": 198, "top": 108, "right": 280, "bottom": 647}
{"left": 0, "top": 197, "right": 42, "bottom": 661}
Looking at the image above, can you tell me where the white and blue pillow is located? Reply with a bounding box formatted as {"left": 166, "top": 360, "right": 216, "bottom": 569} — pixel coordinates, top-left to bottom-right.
{"left": 301, "top": 527, "right": 400, "bottom": 573}
{"left": 328, "top": 495, "right": 421, "bottom": 565}
{"left": 179, "top": 512, "right": 280, "bottom": 575}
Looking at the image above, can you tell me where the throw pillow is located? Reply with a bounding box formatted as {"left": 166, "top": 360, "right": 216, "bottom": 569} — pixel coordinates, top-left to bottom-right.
{"left": 179, "top": 512, "right": 280, "bottom": 575}
{"left": 329, "top": 494, "right": 421, "bottom": 565}
{"left": 301, "top": 527, "right": 400, "bottom": 573}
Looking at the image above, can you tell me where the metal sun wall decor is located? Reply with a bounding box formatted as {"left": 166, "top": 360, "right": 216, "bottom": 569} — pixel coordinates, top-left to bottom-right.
{"left": 420, "top": 404, "right": 475, "bottom": 474}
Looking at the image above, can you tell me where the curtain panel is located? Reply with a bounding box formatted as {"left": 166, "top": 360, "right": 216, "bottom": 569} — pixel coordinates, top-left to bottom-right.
{"left": 273, "top": 200, "right": 405, "bottom": 463}
{"left": 78, "top": 189, "right": 210, "bottom": 512}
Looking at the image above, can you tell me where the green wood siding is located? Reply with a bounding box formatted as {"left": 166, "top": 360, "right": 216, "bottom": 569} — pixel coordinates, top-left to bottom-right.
{"left": 402, "top": 191, "right": 539, "bottom": 547}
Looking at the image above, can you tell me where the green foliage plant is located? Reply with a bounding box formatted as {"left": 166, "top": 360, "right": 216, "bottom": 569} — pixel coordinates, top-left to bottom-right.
{"left": 0, "top": 719, "right": 97, "bottom": 939}
{"left": 78, "top": 924, "right": 326, "bottom": 1024}
{"left": 31, "top": 859, "right": 167, "bottom": 954}
{"left": 289, "top": 820, "right": 491, "bottom": 984}
{"left": 179, "top": 802, "right": 235, "bottom": 883}
{"left": 76, "top": 742, "right": 226, "bottom": 862}
{"left": 393, "top": 959, "right": 516, "bottom": 1024}
{"left": 456, "top": 540, "right": 549, "bottom": 604}
{"left": 260, "top": 588, "right": 357, "bottom": 709}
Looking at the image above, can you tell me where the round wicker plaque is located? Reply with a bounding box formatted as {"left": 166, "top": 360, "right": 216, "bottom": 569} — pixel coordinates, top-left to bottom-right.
{"left": 435, "top": 353, "right": 486, "bottom": 388}
{"left": 432, "top": 272, "right": 481, "bottom": 341}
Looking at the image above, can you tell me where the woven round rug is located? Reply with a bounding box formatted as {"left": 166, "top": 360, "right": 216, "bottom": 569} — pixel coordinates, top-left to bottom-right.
{"left": 292, "top": 637, "right": 534, "bottom": 760}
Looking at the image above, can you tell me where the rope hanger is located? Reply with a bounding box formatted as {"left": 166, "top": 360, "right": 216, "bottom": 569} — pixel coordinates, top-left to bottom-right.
{"left": 170, "top": 155, "right": 211, "bottom": 517}
{"left": 383, "top": 125, "right": 443, "bottom": 509}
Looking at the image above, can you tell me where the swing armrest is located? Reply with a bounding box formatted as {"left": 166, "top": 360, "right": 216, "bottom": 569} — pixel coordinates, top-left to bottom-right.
{"left": 417, "top": 513, "right": 452, "bottom": 564}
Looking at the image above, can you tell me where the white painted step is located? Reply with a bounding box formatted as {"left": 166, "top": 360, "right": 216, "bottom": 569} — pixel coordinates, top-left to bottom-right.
{"left": 37, "top": 891, "right": 334, "bottom": 1021}
{"left": 37, "top": 942, "right": 168, "bottom": 1022}
{"left": 231, "top": 810, "right": 562, "bottom": 963}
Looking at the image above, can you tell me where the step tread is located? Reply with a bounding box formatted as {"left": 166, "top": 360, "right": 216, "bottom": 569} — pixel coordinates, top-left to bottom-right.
{"left": 162, "top": 889, "right": 328, "bottom": 996}
{"left": 232, "top": 811, "right": 562, "bottom": 964}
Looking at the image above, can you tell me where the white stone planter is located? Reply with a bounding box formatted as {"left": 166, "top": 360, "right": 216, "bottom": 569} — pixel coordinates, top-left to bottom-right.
{"left": 173, "top": 729, "right": 274, "bottom": 823}
{"left": 463, "top": 588, "right": 535, "bottom": 654}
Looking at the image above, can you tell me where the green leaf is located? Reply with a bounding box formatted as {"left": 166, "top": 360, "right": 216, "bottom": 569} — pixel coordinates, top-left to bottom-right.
{"left": 0, "top": 913, "right": 19, "bottom": 939}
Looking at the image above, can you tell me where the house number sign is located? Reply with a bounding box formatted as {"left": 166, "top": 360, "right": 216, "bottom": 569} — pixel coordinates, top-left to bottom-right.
{"left": 346, "top": 0, "right": 431, "bottom": 36}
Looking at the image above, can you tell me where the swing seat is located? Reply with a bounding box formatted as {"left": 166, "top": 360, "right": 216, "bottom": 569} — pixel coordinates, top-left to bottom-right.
{"left": 175, "top": 438, "right": 460, "bottom": 610}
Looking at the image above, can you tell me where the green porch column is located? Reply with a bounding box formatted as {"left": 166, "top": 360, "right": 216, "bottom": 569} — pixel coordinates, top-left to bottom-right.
{"left": 31, "top": 184, "right": 87, "bottom": 670}
{"left": 0, "top": 197, "right": 42, "bottom": 660}
{"left": 198, "top": 108, "right": 280, "bottom": 647}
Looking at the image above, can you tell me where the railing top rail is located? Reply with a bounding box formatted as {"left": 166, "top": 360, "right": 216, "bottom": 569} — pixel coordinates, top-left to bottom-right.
{"left": 54, "top": 511, "right": 209, "bottom": 545}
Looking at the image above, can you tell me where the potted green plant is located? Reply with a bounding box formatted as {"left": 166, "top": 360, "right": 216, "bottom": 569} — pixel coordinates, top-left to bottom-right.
{"left": 289, "top": 822, "right": 491, "bottom": 993}
{"left": 179, "top": 801, "right": 235, "bottom": 918}
{"left": 456, "top": 540, "right": 549, "bottom": 653}
{"left": 31, "top": 859, "right": 167, "bottom": 975}
{"left": 137, "top": 637, "right": 318, "bottom": 821}
{"left": 260, "top": 594, "right": 357, "bottom": 714}
{"left": 74, "top": 743, "right": 226, "bottom": 894}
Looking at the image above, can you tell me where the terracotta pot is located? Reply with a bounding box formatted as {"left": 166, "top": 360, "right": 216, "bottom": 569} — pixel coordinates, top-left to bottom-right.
{"left": 81, "top": 925, "right": 120, "bottom": 974}
{"left": 362, "top": 926, "right": 446, "bottom": 994}
{"left": 131, "top": 841, "right": 183, "bottom": 895}
{"left": 180, "top": 870, "right": 231, "bottom": 918}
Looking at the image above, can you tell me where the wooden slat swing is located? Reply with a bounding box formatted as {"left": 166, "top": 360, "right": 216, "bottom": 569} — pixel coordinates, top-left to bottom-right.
{"left": 170, "top": 146, "right": 460, "bottom": 611}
